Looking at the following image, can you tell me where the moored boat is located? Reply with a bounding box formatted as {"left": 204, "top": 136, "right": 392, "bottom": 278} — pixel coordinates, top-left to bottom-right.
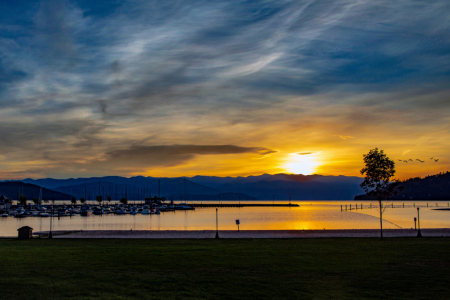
{"left": 80, "top": 205, "right": 90, "bottom": 216}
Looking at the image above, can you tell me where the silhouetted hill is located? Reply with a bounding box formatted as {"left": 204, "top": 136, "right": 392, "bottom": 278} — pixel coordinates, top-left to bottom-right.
{"left": 52, "top": 178, "right": 220, "bottom": 200}
{"left": 0, "top": 182, "right": 72, "bottom": 200}
{"left": 218, "top": 179, "right": 363, "bottom": 200}
{"left": 354, "top": 171, "right": 450, "bottom": 200}
{"left": 7, "top": 173, "right": 366, "bottom": 200}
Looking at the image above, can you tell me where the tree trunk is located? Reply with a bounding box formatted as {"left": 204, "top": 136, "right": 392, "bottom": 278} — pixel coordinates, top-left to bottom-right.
{"left": 379, "top": 200, "right": 383, "bottom": 240}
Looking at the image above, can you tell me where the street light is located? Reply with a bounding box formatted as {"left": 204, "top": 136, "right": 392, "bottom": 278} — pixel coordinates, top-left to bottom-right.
{"left": 215, "top": 208, "right": 219, "bottom": 239}
{"left": 417, "top": 207, "right": 422, "bottom": 237}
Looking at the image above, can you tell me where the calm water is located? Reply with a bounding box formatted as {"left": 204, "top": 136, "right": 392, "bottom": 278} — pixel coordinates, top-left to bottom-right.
{"left": 1, "top": 201, "right": 449, "bottom": 237}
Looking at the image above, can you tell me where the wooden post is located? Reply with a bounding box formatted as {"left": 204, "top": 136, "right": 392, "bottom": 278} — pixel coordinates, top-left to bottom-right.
{"left": 341, "top": 205, "right": 342, "bottom": 211}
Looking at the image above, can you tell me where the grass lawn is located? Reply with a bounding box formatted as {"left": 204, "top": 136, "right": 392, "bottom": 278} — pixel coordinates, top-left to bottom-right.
{"left": 0, "top": 238, "right": 449, "bottom": 299}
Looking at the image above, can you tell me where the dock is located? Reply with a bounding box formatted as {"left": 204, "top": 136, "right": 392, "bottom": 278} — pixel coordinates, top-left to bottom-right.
{"left": 190, "top": 203, "right": 299, "bottom": 208}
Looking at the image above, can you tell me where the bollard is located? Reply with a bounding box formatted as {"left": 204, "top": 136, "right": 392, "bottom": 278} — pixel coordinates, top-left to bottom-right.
{"left": 361, "top": 203, "right": 363, "bottom": 209}
{"left": 356, "top": 204, "right": 357, "bottom": 210}
{"left": 350, "top": 204, "right": 352, "bottom": 210}
{"left": 414, "top": 203, "right": 415, "bottom": 208}
{"left": 392, "top": 203, "right": 393, "bottom": 208}
{"left": 370, "top": 203, "right": 372, "bottom": 209}
{"left": 345, "top": 205, "right": 347, "bottom": 211}
{"left": 436, "top": 203, "right": 438, "bottom": 207}
{"left": 427, "top": 203, "right": 428, "bottom": 207}
{"left": 403, "top": 203, "right": 404, "bottom": 208}
{"left": 341, "top": 205, "right": 342, "bottom": 211}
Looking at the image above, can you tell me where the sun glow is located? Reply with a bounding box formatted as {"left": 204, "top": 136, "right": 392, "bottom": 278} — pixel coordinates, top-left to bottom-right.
{"left": 283, "top": 153, "right": 321, "bottom": 175}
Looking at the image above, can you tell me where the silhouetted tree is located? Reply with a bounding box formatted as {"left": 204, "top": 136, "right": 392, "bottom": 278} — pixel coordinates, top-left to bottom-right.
{"left": 107, "top": 196, "right": 112, "bottom": 205}
{"left": 96, "top": 195, "right": 103, "bottom": 205}
{"left": 120, "top": 197, "right": 128, "bottom": 205}
{"left": 71, "top": 197, "right": 77, "bottom": 205}
{"left": 80, "top": 198, "right": 86, "bottom": 204}
{"left": 32, "top": 198, "right": 39, "bottom": 205}
{"left": 360, "top": 148, "right": 401, "bottom": 239}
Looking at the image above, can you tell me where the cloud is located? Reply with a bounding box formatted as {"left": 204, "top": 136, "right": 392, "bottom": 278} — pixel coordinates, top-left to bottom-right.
{"left": 0, "top": 0, "right": 450, "bottom": 178}
{"left": 298, "top": 152, "right": 314, "bottom": 155}
{"left": 402, "top": 150, "right": 412, "bottom": 155}
{"left": 87, "top": 144, "right": 277, "bottom": 171}
{"left": 335, "top": 135, "right": 355, "bottom": 140}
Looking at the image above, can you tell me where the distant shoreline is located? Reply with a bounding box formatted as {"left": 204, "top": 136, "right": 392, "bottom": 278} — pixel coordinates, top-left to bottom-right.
{"left": 29, "top": 229, "right": 450, "bottom": 239}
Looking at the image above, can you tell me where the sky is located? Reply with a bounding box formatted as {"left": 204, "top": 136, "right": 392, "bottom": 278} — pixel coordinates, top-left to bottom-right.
{"left": 0, "top": 0, "right": 450, "bottom": 180}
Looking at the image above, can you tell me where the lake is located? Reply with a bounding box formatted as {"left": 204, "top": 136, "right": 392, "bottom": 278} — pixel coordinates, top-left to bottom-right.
{"left": 1, "top": 201, "right": 449, "bottom": 237}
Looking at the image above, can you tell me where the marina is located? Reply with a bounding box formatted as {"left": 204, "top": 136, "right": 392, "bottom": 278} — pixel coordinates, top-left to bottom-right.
{"left": 0, "top": 201, "right": 449, "bottom": 237}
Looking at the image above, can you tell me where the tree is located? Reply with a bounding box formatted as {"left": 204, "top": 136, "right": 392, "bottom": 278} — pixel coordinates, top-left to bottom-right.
{"left": 96, "top": 195, "right": 103, "bottom": 205}
{"left": 32, "top": 198, "right": 40, "bottom": 205}
{"left": 107, "top": 196, "right": 112, "bottom": 205}
{"left": 71, "top": 197, "right": 77, "bottom": 205}
{"left": 80, "top": 198, "right": 86, "bottom": 204}
{"left": 360, "top": 148, "right": 401, "bottom": 239}
{"left": 120, "top": 197, "right": 128, "bottom": 205}
{"left": 19, "top": 195, "right": 27, "bottom": 206}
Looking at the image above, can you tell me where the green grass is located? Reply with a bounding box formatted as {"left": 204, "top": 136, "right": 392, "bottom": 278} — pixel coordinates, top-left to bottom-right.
{"left": 0, "top": 238, "right": 449, "bottom": 299}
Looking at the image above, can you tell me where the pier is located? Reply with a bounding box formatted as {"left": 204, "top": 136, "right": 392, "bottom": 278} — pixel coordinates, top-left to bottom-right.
{"left": 191, "top": 203, "right": 299, "bottom": 208}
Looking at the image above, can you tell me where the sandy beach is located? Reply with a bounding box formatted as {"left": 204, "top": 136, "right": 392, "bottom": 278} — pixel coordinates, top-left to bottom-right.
{"left": 33, "top": 228, "right": 450, "bottom": 239}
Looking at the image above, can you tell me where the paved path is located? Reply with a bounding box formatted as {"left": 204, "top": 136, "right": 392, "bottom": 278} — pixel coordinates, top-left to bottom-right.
{"left": 33, "top": 229, "right": 450, "bottom": 239}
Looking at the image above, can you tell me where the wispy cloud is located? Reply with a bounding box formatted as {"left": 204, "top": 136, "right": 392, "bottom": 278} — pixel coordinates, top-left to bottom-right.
{"left": 335, "top": 135, "right": 355, "bottom": 140}
{"left": 0, "top": 0, "right": 449, "bottom": 178}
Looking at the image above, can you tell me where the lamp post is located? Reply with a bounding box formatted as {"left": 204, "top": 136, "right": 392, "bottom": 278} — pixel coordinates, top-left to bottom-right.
{"left": 417, "top": 207, "right": 422, "bottom": 237}
{"left": 215, "top": 208, "right": 219, "bottom": 239}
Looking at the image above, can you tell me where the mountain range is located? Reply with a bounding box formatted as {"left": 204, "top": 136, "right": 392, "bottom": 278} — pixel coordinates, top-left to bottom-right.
{"left": 1, "top": 174, "right": 364, "bottom": 200}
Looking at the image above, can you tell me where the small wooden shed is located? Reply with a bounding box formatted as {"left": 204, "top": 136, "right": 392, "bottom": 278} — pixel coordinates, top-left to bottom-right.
{"left": 18, "top": 226, "right": 33, "bottom": 239}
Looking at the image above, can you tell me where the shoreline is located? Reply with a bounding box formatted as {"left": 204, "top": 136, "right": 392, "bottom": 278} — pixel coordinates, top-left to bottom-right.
{"left": 28, "top": 228, "right": 450, "bottom": 239}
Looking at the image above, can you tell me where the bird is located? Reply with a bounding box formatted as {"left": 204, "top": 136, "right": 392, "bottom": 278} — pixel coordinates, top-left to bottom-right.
{"left": 416, "top": 159, "right": 424, "bottom": 163}
{"left": 408, "top": 159, "right": 413, "bottom": 161}
{"left": 430, "top": 157, "right": 434, "bottom": 160}
{"left": 435, "top": 159, "right": 439, "bottom": 162}
{"left": 403, "top": 160, "right": 408, "bottom": 163}
{"left": 398, "top": 159, "right": 403, "bottom": 162}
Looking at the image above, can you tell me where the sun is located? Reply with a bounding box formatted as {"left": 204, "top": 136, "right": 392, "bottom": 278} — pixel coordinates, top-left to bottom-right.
{"left": 283, "top": 153, "right": 321, "bottom": 175}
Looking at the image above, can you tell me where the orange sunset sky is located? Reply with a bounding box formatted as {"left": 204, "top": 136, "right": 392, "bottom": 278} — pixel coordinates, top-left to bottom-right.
{"left": 1, "top": 1, "right": 449, "bottom": 180}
